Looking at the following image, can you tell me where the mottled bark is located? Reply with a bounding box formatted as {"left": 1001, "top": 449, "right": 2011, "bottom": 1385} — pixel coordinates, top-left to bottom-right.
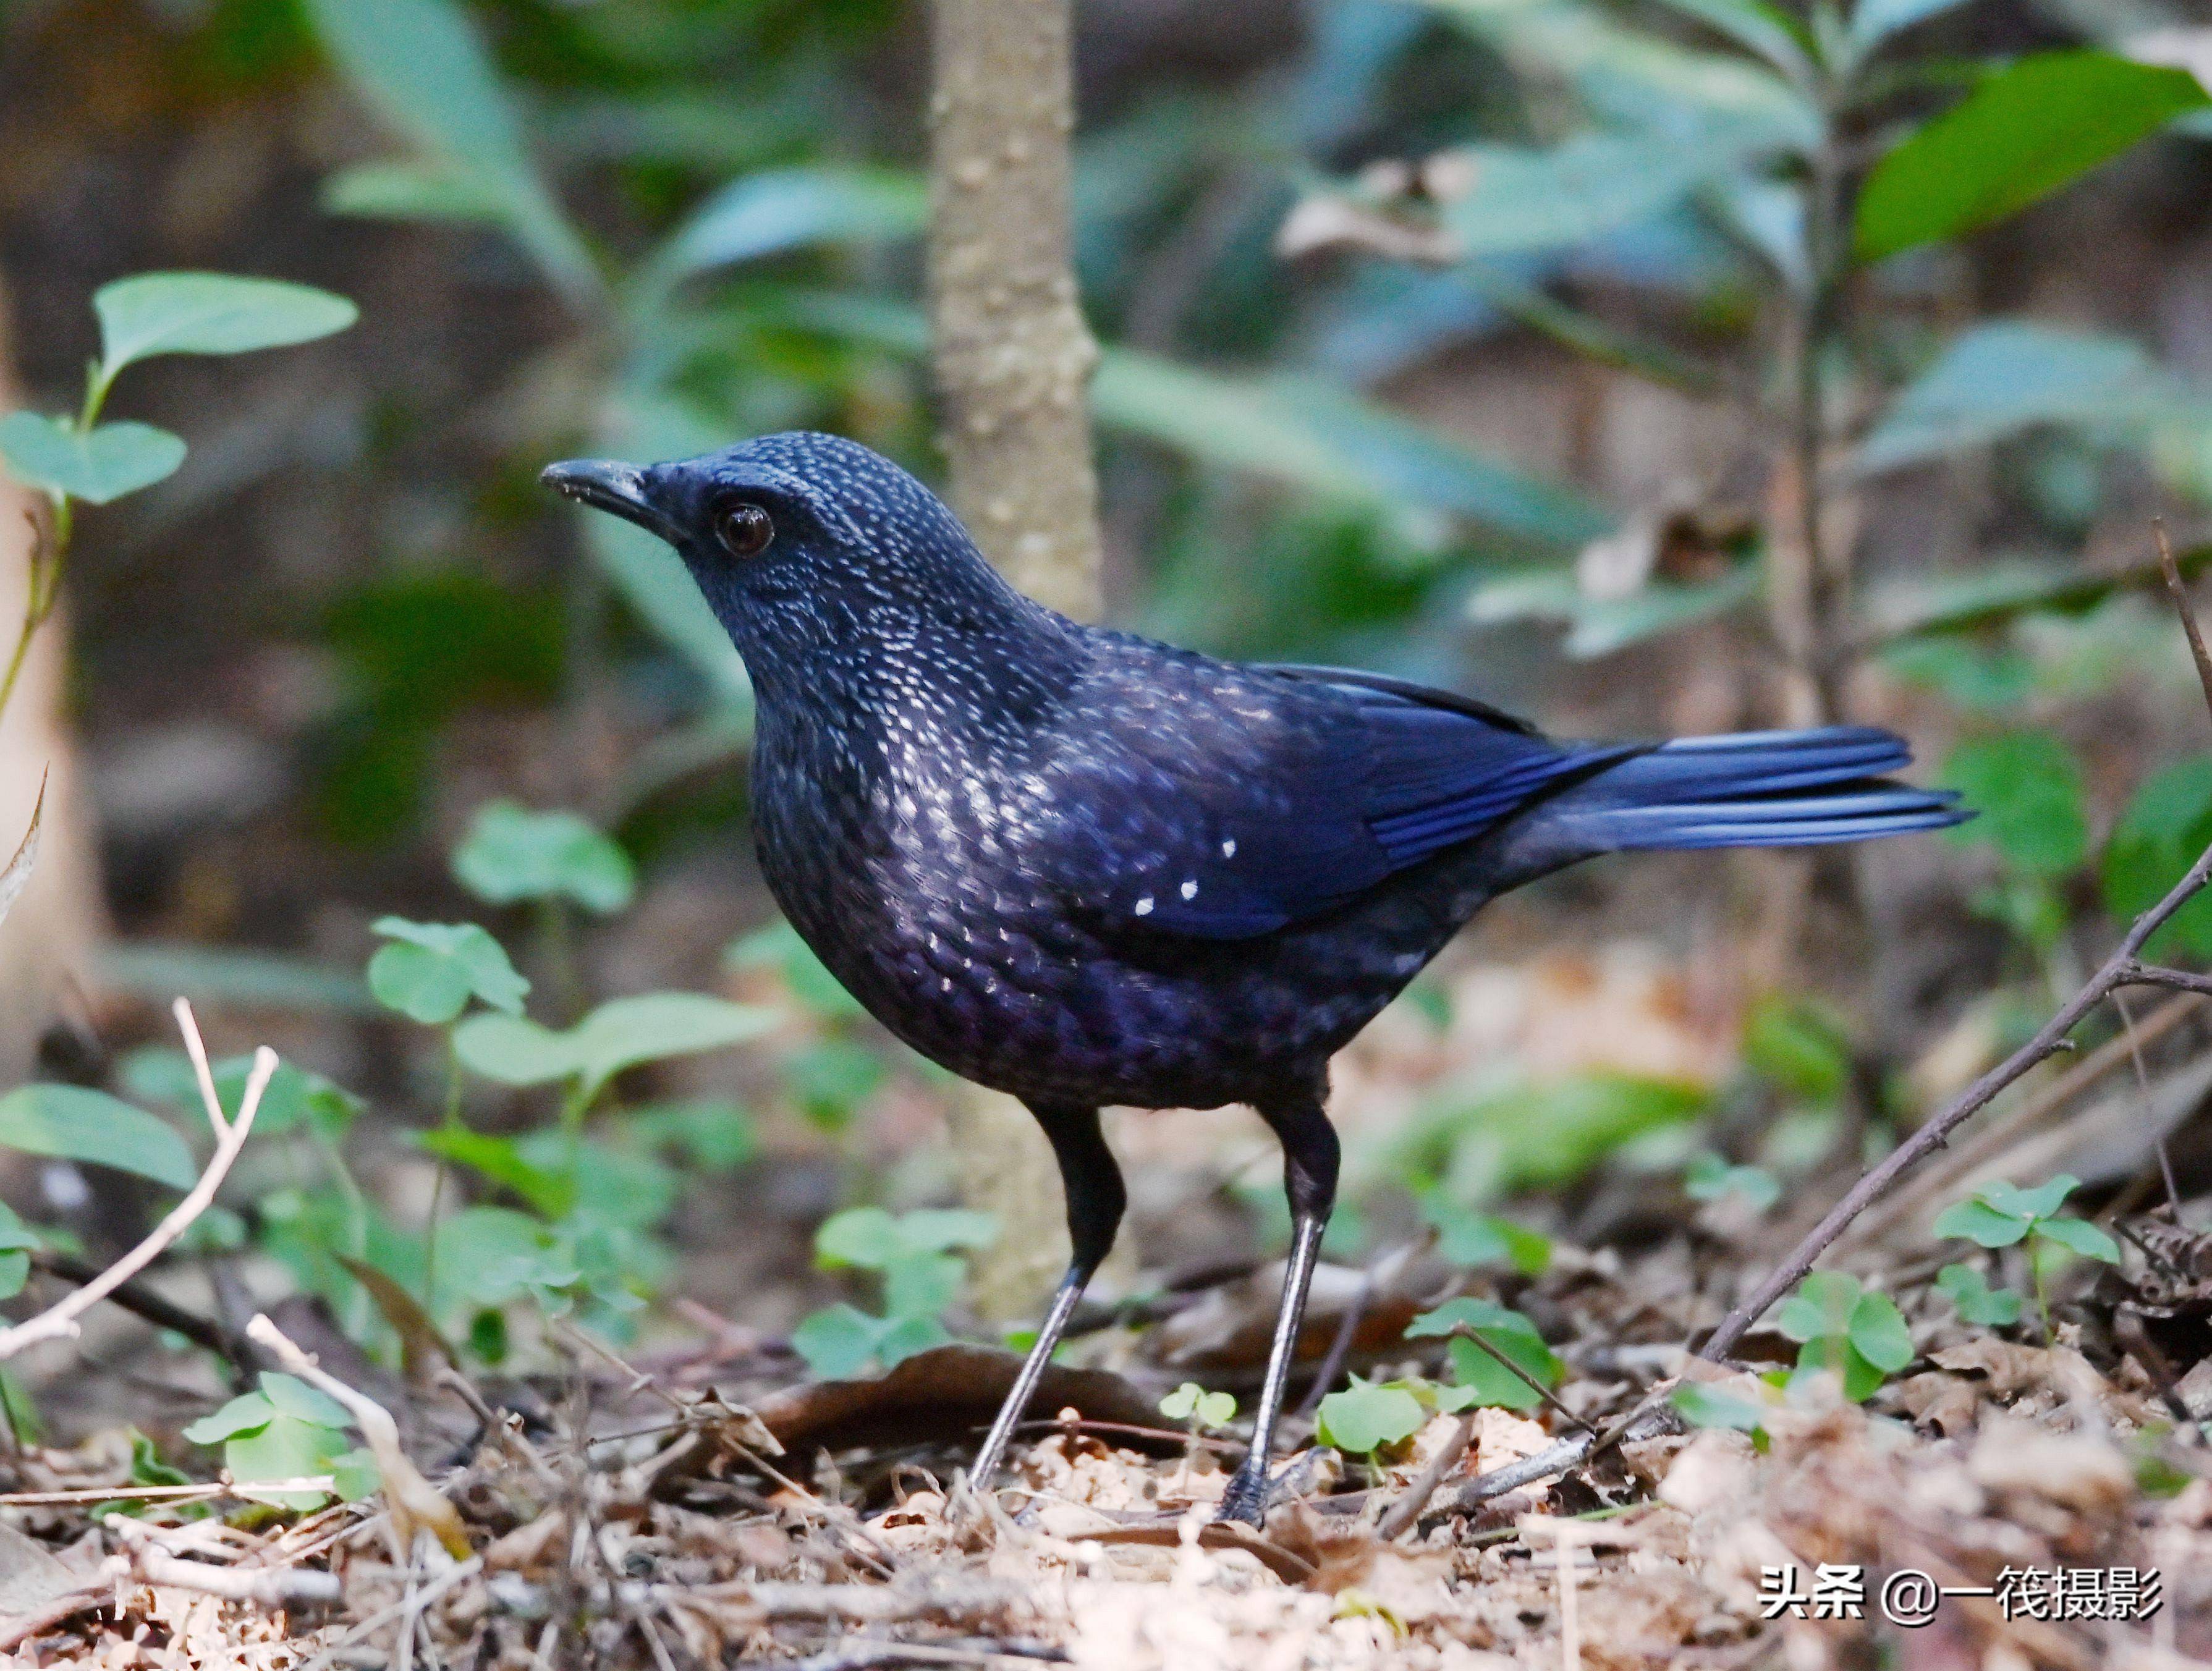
{"left": 0, "top": 277, "right": 106, "bottom": 1075}
{"left": 926, "top": 0, "right": 1103, "bottom": 1318}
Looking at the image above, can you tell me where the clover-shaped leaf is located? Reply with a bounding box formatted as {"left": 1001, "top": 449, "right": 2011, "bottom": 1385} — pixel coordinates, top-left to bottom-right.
{"left": 1315, "top": 1376, "right": 1426, "bottom": 1456}
{"left": 454, "top": 992, "right": 774, "bottom": 1104}
{"left": 453, "top": 800, "right": 635, "bottom": 914}
{"left": 815, "top": 1206, "right": 997, "bottom": 1271}
{"left": 1778, "top": 1273, "right": 1912, "bottom": 1402}
{"left": 1934, "top": 1175, "right": 2116, "bottom": 1265}
{"left": 2032, "top": 1215, "right": 2121, "bottom": 1264}
{"left": 181, "top": 1372, "right": 354, "bottom": 1512}
{"left": 1936, "top": 1263, "right": 2022, "bottom": 1327}
{"left": 368, "top": 918, "right": 528, "bottom": 1024}
{"left": 790, "top": 1303, "right": 948, "bottom": 1380}
{"left": 1161, "top": 1382, "right": 1238, "bottom": 1430}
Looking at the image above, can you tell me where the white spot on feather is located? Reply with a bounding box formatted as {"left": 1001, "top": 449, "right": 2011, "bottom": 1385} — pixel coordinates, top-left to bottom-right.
{"left": 1180, "top": 879, "right": 1198, "bottom": 900}
{"left": 1134, "top": 895, "right": 1154, "bottom": 916}
{"left": 1221, "top": 839, "right": 1237, "bottom": 858}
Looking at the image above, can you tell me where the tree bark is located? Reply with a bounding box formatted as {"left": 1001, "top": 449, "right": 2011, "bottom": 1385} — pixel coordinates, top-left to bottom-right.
{"left": 0, "top": 277, "right": 106, "bottom": 1076}
{"left": 926, "top": 0, "right": 1104, "bottom": 1318}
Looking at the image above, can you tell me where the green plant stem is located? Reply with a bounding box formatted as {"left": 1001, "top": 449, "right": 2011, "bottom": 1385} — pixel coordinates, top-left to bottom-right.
{"left": 0, "top": 363, "right": 110, "bottom": 726}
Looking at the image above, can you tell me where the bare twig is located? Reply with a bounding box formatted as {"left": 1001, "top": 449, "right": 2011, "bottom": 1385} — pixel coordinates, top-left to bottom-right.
{"left": 246, "top": 1313, "right": 472, "bottom": 1560}
{"left": 0, "top": 1005, "right": 273, "bottom": 1359}
{"left": 106, "top": 1515, "right": 344, "bottom": 1606}
{"left": 1376, "top": 1410, "right": 1475, "bottom": 1541}
{"left": 1422, "top": 1433, "right": 1593, "bottom": 1524}
{"left": 2156, "top": 517, "right": 2212, "bottom": 722}
{"left": 0, "top": 766, "right": 46, "bottom": 932}
{"left": 1451, "top": 1327, "right": 1600, "bottom": 1436}
{"left": 26, "top": 1249, "right": 248, "bottom": 1368}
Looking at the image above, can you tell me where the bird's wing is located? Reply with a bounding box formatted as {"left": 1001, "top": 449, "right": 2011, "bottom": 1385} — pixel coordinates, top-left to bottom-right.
{"left": 1037, "top": 660, "right": 1624, "bottom": 941}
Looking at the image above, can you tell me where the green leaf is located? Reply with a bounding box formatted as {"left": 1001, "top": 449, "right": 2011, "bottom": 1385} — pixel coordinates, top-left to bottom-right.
{"left": 1933, "top": 1195, "right": 2031, "bottom": 1248}
{"left": 1777, "top": 1271, "right": 1863, "bottom": 1343}
{"left": 1409, "top": 1299, "right": 1561, "bottom": 1413}
{"left": 1985, "top": 1175, "right": 2077, "bottom": 1223}
{"left": 257, "top": 1371, "right": 350, "bottom": 1431}
{"left": 626, "top": 1098, "right": 757, "bottom": 1171}
{"left": 1434, "top": 132, "right": 1727, "bottom": 260}
{"left": 226, "top": 1411, "right": 342, "bottom": 1511}
{"left": 1940, "top": 731, "right": 2088, "bottom": 879}
{"left": 1936, "top": 1263, "right": 2022, "bottom": 1326}
{"left": 1845, "top": 1291, "right": 1915, "bottom": 1373}
{"left": 1671, "top": 1380, "right": 1768, "bottom": 1432}
{"left": 1858, "top": 324, "right": 2174, "bottom": 475}
{"left": 216, "top": 1057, "right": 359, "bottom": 1138}
{"left": 1160, "top": 1382, "right": 1237, "bottom": 1428}
{"left": 322, "top": 158, "right": 507, "bottom": 222}
{"left": 881, "top": 1253, "right": 963, "bottom": 1320}
{"left": 452, "top": 801, "right": 635, "bottom": 914}
{"left": 183, "top": 1390, "right": 275, "bottom": 1445}
{"left": 2103, "top": 756, "right": 2212, "bottom": 961}
{"left": 727, "top": 921, "right": 868, "bottom": 1020}
{"left": 1315, "top": 1377, "right": 1428, "bottom": 1455}
{"left": 2032, "top": 1216, "right": 2121, "bottom": 1264}
{"left": 331, "top": 1446, "right": 382, "bottom": 1502}
{"left": 816, "top": 1207, "right": 902, "bottom": 1269}
{"left": 0, "top": 413, "right": 185, "bottom": 505}
{"left": 0, "top": 1085, "right": 197, "bottom": 1190}
{"left": 1648, "top": 0, "right": 1811, "bottom": 79}
{"left": 1740, "top": 992, "right": 1852, "bottom": 1104}
{"left": 418, "top": 1123, "right": 574, "bottom": 1217}
{"left": 454, "top": 992, "right": 774, "bottom": 1101}
{"left": 642, "top": 166, "right": 925, "bottom": 292}
{"left": 91, "top": 273, "right": 356, "bottom": 380}
{"left": 1397, "top": 1070, "right": 1711, "bottom": 1200}
{"left": 0, "top": 1204, "right": 36, "bottom": 1301}
{"left": 302, "top": 0, "right": 596, "bottom": 298}
{"left": 1855, "top": 52, "right": 2210, "bottom": 264}
{"left": 893, "top": 1209, "right": 999, "bottom": 1256}
{"left": 368, "top": 918, "right": 529, "bottom": 1025}
{"left": 790, "top": 1303, "right": 930, "bottom": 1380}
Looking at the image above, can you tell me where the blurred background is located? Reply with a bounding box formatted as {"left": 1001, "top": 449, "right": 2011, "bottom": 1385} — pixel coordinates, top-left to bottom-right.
{"left": 3, "top": 0, "right": 2212, "bottom": 1421}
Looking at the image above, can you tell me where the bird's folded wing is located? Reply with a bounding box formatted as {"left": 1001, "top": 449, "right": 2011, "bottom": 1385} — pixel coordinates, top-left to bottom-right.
{"left": 1036, "top": 664, "right": 1620, "bottom": 941}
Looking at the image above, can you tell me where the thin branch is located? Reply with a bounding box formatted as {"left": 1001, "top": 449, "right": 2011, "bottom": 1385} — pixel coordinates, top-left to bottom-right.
{"left": 26, "top": 1250, "right": 249, "bottom": 1370}
{"left": 2156, "top": 517, "right": 2212, "bottom": 724}
{"left": 245, "top": 1313, "right": 472, "bottom": 1560}
{"left": 0, "top": 1005, "right": 273, "bottom": 1359}
{"left": 1375, "top": 1410, "right": 1475, "bottom": 1540}
{"left": 1451, "top": 1327, "right": 1599, "bottom": 1436}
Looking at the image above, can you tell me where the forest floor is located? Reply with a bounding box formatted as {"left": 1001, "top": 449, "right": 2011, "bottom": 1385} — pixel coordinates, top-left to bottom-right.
{"left": 5, "top": 1140, "right": 2211, "bottom": 1671}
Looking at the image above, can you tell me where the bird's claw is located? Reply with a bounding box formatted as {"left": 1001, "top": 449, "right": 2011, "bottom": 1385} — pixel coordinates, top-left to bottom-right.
{"left": 1214, "top": 1468, "right": 1270, "bottom": 1527}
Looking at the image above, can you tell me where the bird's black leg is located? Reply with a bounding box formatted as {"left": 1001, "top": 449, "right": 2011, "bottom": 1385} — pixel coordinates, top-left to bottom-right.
{"left": 1218, "top": 1089, "right": 1340, "bottom": 1526}
{"left": 964, "top": 1102, "right": 1125, "bottom": 1495}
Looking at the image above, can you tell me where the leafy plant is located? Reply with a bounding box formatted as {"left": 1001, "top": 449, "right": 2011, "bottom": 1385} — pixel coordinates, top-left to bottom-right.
{"left": 1314, "top": 1376, "right": 1428, "bottom": 1457}
{"left": 1160, "top": 1382, "right": 1238, "bottom": 1432}
{"left": 1933, "top": 1174, "right": 2119, "bottom": 1334}
{"left": 1407, "top": 1297, "right": 1563, "bottom": 1413}
{"left": 1941, "top": 730, "right": 2091, "bottom": 951}
{"left": 790, "top": 1207, "right": 998, "bottom": 1379}
{"left": 181, "top": 1373, "right": 378, "bottom": 1511}
{"left": 453, "top": 802, "right": 637, "bottom": 915}
{"left": 1936, "top": 1261, "right": 2022, "bottom": 1328}
{"left": 1423, "top": 1198, "right": 1553, "bottom": 1275}
{"left": 368, "top": 919, "right": 530, "bottom": 1025}
{"left": 1671, "top": 1379, "right": 1770, "bottom": 1444}
{"left": 0, "top": 273, "right": 355, "bottom": 721}
{"left": 1776, "top": 1271, "right": 1915, "bottom": 1402}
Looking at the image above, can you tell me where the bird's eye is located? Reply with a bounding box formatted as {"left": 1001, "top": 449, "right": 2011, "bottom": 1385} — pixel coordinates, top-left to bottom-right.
{"left": 714, "top": 501, "right": 774, "bottom": 559}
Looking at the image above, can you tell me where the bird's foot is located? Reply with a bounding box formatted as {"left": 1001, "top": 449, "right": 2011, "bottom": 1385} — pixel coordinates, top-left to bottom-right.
{"left": 1214, "top": 1466, "right": 1270, "bottom": 1527}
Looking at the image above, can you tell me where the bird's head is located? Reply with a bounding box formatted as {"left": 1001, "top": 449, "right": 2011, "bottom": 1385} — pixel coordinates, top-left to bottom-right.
{"left": 542, "top": 432, "right": 1030, "bottom": 695}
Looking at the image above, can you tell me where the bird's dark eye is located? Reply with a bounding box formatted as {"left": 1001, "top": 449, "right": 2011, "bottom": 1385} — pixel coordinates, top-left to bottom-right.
{"left": 714, "top": 501, "right": 774, "bottom": 559}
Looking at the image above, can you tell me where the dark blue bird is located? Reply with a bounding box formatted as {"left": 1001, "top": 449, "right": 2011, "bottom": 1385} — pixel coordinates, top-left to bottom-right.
{"left": 543, "top": 432, "right": 1961, "bottom": 1523}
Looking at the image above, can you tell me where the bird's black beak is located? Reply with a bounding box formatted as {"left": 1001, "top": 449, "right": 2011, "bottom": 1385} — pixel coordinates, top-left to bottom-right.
{"left": 541, "top": 459, "right": 682, "bottom": 543}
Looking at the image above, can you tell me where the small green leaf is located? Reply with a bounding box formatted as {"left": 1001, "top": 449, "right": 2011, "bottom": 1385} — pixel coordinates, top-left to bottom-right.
{"left": 1160, "top": 1382, "right": 1203, "bottom": 1421}
{"left": 454, "top": 992, "right": 772, "bottom": 1101}
{"left": 881, "top": 1253, "right": 962, "bottom": 1320}
{"left": 1671, "top": 1381, "right": 1767, "bottom": 1432}
{"left": 1740, "top": 993, "right": 1853, "bottom": 1105}
{"left": 1409, "top": 1300, "right": 1561, "bottom": 1413}
{"left": 256, "top": 1371, "right": 350, "bottom": 1431}
{"left": 0, "top": 1085, "right": 197, "bottom": 1190}
{"left": 226, "top": 1412, "right": 341, "bottom": 1511}
{"left": 1934, "top": 1195, "right": 2031, "bottom": 1248}
{"left": 0, "top": 1204, "right": 37, "bottom": 1301}
{"left": 1848, "top": 0, "right": 1972, "bottom": 54}
{"left": 627, "top": 1098, "right": 757, "bottom": 1170}
{"left": 791, "top": 1303, "right": 912, "bottom": 1380}
{"left": 2032, "top": 1216, "right": 2121, "bottom": 1264}
{"left": 368, "top": 918, "right": 528, "bottom": 1023}
{"left": 815, "top": 1207, "right": 904, "bottom": 1270}
{"left": 1776, "top": 1271, "right": 1863, "bottom": 1343}
{"left": 331, "top": 1445, "right": 382, "bottom": 1502}
{"left": 93, "top": 273, "right": 357, "bottom": 379}
{"left": 1936, "top": 1263, "right": 2022, "bottom": 1326}
{"left": 1855, "top": 52, "right": 2210, "bottom": 264}
{"left": 1845, "top": 1291, "right": 1915, "bottom": 1374}
{"left": 1988, "top": 1175, "right": 2077, "bottom": 1224}
{"left": 1315, "top": 1377, "right": 1427, "bottom": 1456}
{"left": 2104, "top": 757, "right": 2212, "bottom": 962}
{"left": 452, "top": 801, "right": 636, "bottom": 914}
{"left": 183, "top": 1390, "right": 276, "bottom": 1445}
{"left": 893, "top": 1209, "right": 999, "bottom": 1256}
{"left": 0, "top": 413, "right": 185, "bottom": 505}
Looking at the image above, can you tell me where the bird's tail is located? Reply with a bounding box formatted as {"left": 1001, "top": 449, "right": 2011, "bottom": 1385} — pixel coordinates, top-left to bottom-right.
{"left": 1530, "top": 726, "right": 1967, "bottom": 856}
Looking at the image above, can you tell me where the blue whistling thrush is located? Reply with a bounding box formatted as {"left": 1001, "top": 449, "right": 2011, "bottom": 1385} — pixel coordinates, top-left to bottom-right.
{"left": 544, "top": 432, "right": 1962, "bottom": 1525}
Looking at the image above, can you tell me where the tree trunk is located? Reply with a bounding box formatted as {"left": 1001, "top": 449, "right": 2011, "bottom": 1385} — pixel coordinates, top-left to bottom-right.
{"left": 0, "top": 277, "right": 106, "bottom": 1076}
{"left": 926, "top": 0, "right": 1104, "bottom": 1319}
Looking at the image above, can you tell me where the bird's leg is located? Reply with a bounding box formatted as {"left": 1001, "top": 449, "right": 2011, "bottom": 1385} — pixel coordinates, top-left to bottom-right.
{"left": 964, "top": 1102, "right": 1124, "bottom": 1496}
{"left": 1218, "top": 1091, "right": 1339, "bottom": 1527}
